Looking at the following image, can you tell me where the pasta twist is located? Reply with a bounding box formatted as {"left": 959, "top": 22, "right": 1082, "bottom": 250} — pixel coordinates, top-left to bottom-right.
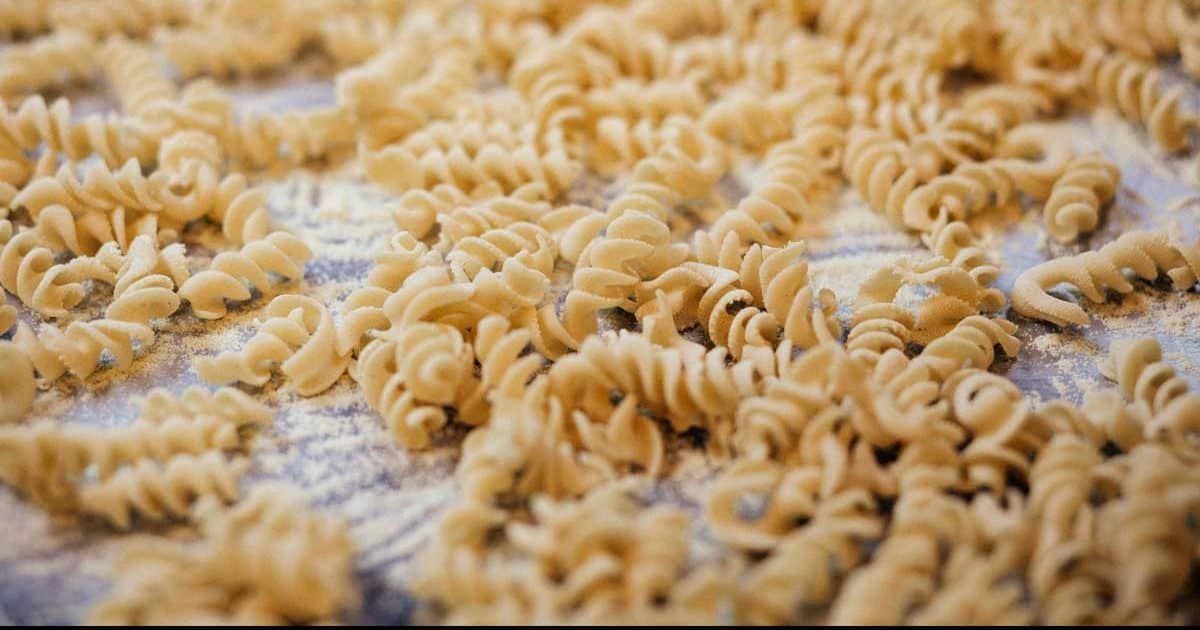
{"left": 137, "top": 385, "right": 273, "bottom": 427}
{"left": 99, "top": 36, "right": 176, "bottom": 120}
{"left": 105, "top": 235, "right": 188, "bottom": 324}
{"left": 563, "top": 210, "right": 687, "bottom": 341}
{"left": 457, "top": 374, "right": 616, "bottom": 503}
{"left": 1012, "top": 230, "right": 1200, "bottom": 326}
{"left": 910, "top": 315, "right": 1020, "bottom": 381}
{"left": 944, "top": 369, "right": 1044, "bottom": 492}
{"left": 1099, "top": 446, "right": 1197, "bottom": 621}
{"left": 226, "top": 106, "right": 355, "bottom": 170}
{"left": 198, "top": 295, "right": 348, "bottom": 396}
{"left": 363, "top": 141, "right": 581, "bottom": 198}
{"left": 195, "top": 484, "right": 358, "bottom": 623}
{"left": 735, "top": 491, "right": 883, "bottom": 624}
{"left": 80, "top": 452, "right": 246, "bottom": 530}
{"left": 206, "top": 173, "right": 274, "bottom": 246}
{"left": 899, "top": 158, "right": 1016, "bottom": 232}
{"left": 1041, "top": 153, "right": 1120, "bottom": 243}
{"left": 920, "top": 215, "right": 1000, "bottom": 288}
{"left": 338, "top": 47, "right": 476, "bottom": 149}
{"left": 0, "top": 29, "right": 96, "bottom": 96}
{"left": 456, "top": 315, "right": 544, "bottom": 426}
{"left": 842, "top": 126, "right": 921, "bottom": 227}
{"left": 0, "top": 96, "right": 155, "bottom": 200}
{"left": 155, "top": 18, "right": 307, "bottom": 79}
{"left": 1102, "top": 337, "right": 1200, "bottom": 451}
{"left": 353, "top": 323, "right": 476, "bottom": 449}
{"left": 1080, "top": 47, "right": 1192, "bottom": 153}
{"left": 552, "top": 330, "right": 769, "bottom": 433}
{"left": 0, "top": 226, "right": 120, "bottom": 317}
{"left": 846, "top": 267, "right": 915, "bottom": 367}
{"left": 707, "top": 140, "right": 822, "bottom": 247}
{"left": 447, "top": 221, "right": 556, "bottom": 279}
{"left": 178, "top": 231, "right": 311, "bottom": 320}
{"left": 12, "top": 317, "right": 154, "bottom": 385}
{"left": 0, "top": 341, "right": 35, "bottom": 424}
{"left": 49, "top": 0, "right": 199, "bottom": 38}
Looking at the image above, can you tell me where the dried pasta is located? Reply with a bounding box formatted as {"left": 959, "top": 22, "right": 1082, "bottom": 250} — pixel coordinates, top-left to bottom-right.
{"left": 3, "top": 1, "right": 1200, "bottom": 626}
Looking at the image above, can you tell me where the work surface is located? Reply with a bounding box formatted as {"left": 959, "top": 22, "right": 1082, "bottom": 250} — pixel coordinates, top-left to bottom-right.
{"left": 2, "top": 62, "right": 1200, "bottom": 625}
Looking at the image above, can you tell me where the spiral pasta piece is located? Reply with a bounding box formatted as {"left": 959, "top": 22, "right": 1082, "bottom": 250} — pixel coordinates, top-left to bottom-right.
{"left": 846, "top": 267, "right": 915, "bottom": 367}
{"left": 1042, "top": 153, "right": 1119, "bottom": 243}
{"left": 1012, "top": 230, "right": 1200, "bottom": 326}
{"left": 945, "top": 369, "right": 1045, "bottom": 492}
{"left": 12, "top": 317, "right": 154, "bottom": 385}
{"left": 1102, "top": 337, "right": 1200, "bottom": 451}
{"left": 99, "top": 36, "right": 176, "bottom": 120}
{"left": 80, "top": 452, "right": 247, "bottom": 529}
{"left": 49, "top": 0, "right": 199, "bottom": 38}
{"left": 1080, "top": 47, "right": 1192, "bottom": 153}
{"left": 363, "top": 140, "right": 581, "bottom": 198}
{"left": 0, "top": 29, "right": 96, "bottom": 96}
{"left": 0, "top": 226, "right": 120, "bottom": 317}
{"left": 137, "top": 385, "right": 272, "bottom": 427}
{"left": 105, "top": 235, "right": 188, "bottom": 324}
{"left": 178, "top": 231, "right": 311, "bottom": 320}
{"left": 197, "top": 295, "right": 348, "bottom": 396}
{"left": 354, "top": 322, "right": 476, "bottom": 449}
{"left": 0, "top": 341, "right": 35, "bottom": 424}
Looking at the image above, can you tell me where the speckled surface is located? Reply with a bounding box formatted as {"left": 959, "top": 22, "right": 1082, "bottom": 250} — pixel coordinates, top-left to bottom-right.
{"left": 2, "top": 61, "right": 1200, "bottom": 625}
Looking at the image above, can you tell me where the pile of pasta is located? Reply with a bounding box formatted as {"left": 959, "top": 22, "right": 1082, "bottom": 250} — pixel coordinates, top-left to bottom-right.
{"left": 1, "top": 0, "right": 1200, "bottom": 625}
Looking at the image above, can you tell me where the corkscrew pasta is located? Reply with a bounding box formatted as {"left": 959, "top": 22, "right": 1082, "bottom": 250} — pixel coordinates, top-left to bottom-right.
{"left": 0, "top": 1, "right": 1197, "bottom": 626}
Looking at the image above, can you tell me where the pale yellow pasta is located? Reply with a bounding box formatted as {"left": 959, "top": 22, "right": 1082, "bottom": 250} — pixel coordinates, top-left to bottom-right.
{"left": 0, "top": 29, "right": 96, "bottom": 97}
{"left": 1012, "top": 230, "right": 1200, "bottom": 326}
{"left": 0, "top": 340, "right": 35, "bottom": 424}
{"left": 178, "top": 231, "right": 311, "bottom": 320}
{"left": 1042, "top": 153, "right": 1119, "bottom": 243}
{"left": 80, "top": 452, "right": 248, "bottom": 529}
{"left": 198, "top": 294, "right": 348, "bottom": 396}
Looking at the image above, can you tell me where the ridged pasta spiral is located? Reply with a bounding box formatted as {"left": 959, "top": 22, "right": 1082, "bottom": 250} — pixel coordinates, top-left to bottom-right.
{"left": 354, "top": 323, "right": 476, "bottom": 449}
{"left": 195, "top": 484, "right": 358, "bottom": 623}
{"left": 828, "top": 489, "right": 981, "bottom": 624}
{"left": 99, "top": 36, "right": 176, "bottom": 120}
{"left": 12, "top": 317, "right": 153, "bottom": 385}
{"left": 842, "top": 126, "right": 921, "bottom": 227}
{"left": 155, "top": 19, "right": 307, "bottom": 80}
{"left": 735, "top": 491, "right": 883, "bottom": 624}
{"left": 1099, "top": 444, "right": 1197, "bottom": 621}
{"left": 944, "top": 369, "right": 1045, "bottom": 492}
{"left": 0, "top": 97, "right": 154, "bottom": 203}
{"left": 338, "top": 47, "right": 476, "bottom": 149}
{"left": 226, "top": 106, "right": 355, "bottom": 170}
{"left": 1012, "top": 230, "right": 1200, "bottom": 326}
{"left": 197, "top": 295, "right": 348, "bottom": 396}
{"left": 178, "top": 231, "right": 311, "bottom": 320}
{"left": 0, "top": 341, "right": 35, "bottom": 424}
{"left": 363, "top": 140, "right": 581, "bottom": 198}
{"left": 1102, "top": 337, "right": 1200, "bottom": 451}
{"left": 1079, "top": 47, "right": 1192, "bottom": 153}
{"left": 920, "top": 214, "right": 1001, "bottom": 289}
{"left": 846, "top": 267, "right": 915, "bottom": 367}
{"left": 707, "top": 140, "right": 822, "bottom": 247}
{"left": 563, "top": 210, "right": 688, "bottom": 341}
{"left": 552, "top": 330, "right": 770, "bottom": 433}
{"left": 1026, "top": 435, "right": 1110, "bottom": 625}
{"left": 457, "top": 375, "right": 616, "bottom": 503}
{"left": 49, "top": 0, "right": 199, "bottom": 38}
{"left": 80, "top": 452, "right": 247, "bottom": 529}
{"left": 137, "top": 385, "right": 273, "bottom": 427}
{"left": 0, "top": 225, "right": 120, "bottom": 317}
{"left": 455, "top": 315, "right": 544, "bottom": 427}
{"left": 1041, "top": 153, "right": 1119, "bottom": 243}
{"left": 105, "top": 234, "right": 189, "bottom": 324}
{"left": 446, "top": 221, "right": 556, "bottom": 279}
{"left": 910, "top": 315, "right": 1021, "bottom": 381}
{"left": 899, "top": 158, "right": 1016, "bottom": 232}
{"left": 0, "top": 29, "right": 96, "bottom": 97}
